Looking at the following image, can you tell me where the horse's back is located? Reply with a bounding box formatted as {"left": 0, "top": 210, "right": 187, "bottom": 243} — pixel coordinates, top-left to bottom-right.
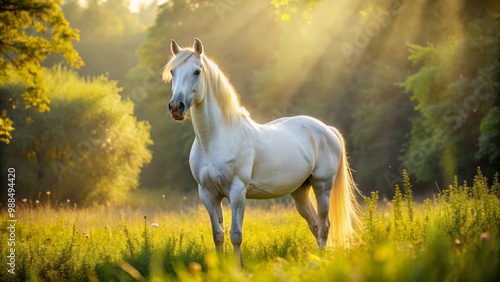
{"left": 261, "top": 115, "right": 341, "bottom": 152}
{"left": 247, "top": 115, "right": 342, "bottom": 198}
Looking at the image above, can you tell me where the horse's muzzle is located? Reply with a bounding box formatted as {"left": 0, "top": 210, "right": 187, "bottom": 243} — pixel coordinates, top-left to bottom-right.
{"left": 169, "top": 101, "right": 186, "bottom": 120}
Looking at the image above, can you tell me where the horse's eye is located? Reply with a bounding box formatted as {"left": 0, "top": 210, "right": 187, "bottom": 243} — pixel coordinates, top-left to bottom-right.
{"left": 194, "top": 69, "right": 201, "bottom": 76}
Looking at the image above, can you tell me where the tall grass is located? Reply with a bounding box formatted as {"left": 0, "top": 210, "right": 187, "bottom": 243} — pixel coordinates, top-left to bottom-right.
{"left": 1, "top": 168, "right": 499, "bottom": 281}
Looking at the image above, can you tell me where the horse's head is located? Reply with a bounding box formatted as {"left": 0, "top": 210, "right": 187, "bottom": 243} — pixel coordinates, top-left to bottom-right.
{"left": 165, "top": 38, "right": 205, "bottom": 121}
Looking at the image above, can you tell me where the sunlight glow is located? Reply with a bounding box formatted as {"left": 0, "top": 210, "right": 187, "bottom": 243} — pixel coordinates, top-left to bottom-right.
{"left": 76, "top": 0, "right": 167, "bottom": 13}
{"left": 130, "top": 0, "right": 168, "bottom": 13}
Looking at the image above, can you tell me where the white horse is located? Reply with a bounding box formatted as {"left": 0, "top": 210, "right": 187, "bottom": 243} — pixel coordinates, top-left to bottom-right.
{"left": 163, "top": 38, "right": 360, "bottom": 265}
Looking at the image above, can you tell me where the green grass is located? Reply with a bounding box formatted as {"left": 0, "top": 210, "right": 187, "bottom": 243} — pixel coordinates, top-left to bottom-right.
{"left": 1, "top": 168, "right": 499, "bottom": 281}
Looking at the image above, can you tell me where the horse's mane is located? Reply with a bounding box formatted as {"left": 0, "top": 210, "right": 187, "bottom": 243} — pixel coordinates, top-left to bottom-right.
{"left": 163, "top": 49, "right": 248, "bottom": 123}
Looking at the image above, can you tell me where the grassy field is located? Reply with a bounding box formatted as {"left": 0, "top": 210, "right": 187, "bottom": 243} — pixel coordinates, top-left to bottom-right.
{"left": 1, "top": 169, "right": 499, "bottom": 281}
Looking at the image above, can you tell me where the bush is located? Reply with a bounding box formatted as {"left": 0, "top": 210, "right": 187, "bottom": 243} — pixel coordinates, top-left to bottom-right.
{"left": 0, "top": 67, "right": 152, "bottom": 205}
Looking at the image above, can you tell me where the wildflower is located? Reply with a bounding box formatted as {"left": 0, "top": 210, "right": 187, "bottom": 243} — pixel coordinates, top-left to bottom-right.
{"left": 22, "top": 198, "right": 27, "bottom": 203}
{"left": 480, "top": 232, "right": 491, "bottom": 242}
{"left": 83, "top": 233, "right": 90, "bottom": 239}
{"left": 188, "top": 261, "right": 202, "bottom": 273}
{"left": 46, "top": 191, "right": 51, "bottom": 195}
{"left": 151, "top": 223, "right": 159, "bottom": 228}
{"left": 67, "top": 199, "right": 70, "bottom": 203}
{"left": 453, "top": 238, "right": 462, "bottom": 254}
{"left": 35, "top": 200, "right": 40, "bottom": 204}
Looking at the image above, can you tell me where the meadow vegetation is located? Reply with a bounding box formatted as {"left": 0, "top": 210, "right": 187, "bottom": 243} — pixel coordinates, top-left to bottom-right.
{"left": 1, "top": 169, "right": 498, "bottom": 281}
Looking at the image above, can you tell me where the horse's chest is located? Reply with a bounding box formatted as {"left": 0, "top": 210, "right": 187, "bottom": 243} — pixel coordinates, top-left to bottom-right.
{"left": 191, "top": 154, "right": 238, "bottom": 191}
{"left": 200, "top": 164, "right": 232, "bottom": 190}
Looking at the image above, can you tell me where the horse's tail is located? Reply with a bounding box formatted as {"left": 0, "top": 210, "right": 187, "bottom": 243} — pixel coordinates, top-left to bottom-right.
{"left": 329, "top": 127, "right": 361, "bottom": 247}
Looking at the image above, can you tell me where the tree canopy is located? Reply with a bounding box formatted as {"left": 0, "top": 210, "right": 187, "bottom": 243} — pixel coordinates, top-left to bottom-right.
{"left": 0, "top": 0, "right": 83, "bottom": 143}
{"left": 402, "top": 13, "right": 500, "bottom": 184}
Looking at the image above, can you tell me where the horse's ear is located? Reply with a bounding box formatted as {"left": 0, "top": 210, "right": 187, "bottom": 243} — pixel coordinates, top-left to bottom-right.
{"left": 171, "top": 39, "right": 181, "bottom": 55}
{"left": 193, "top": 38, "right": 203, "bottom": 56}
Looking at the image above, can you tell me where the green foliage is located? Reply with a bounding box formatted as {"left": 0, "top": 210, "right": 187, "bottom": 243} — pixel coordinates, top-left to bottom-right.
{"left": 402, "top": 170, "right": 414, "bottom": 222}
{"left": 392, "top": 184, "right": 403, "bottom": 225}
{"left": 402, "top": 7, "right": 500, "bottom": 183}
{"left": 0, "top": 0, "right": 83, "bottom": 143}
{"left": 0, "top": 67, "right": 152, "bottom": 204}
{"left": 350, "top": 63, "right": 413, "bottom": 193}
{"left": 477, "top": 107, "right": 500, "bottom": 164}
{"left": 1, "top": 170, "right": 499, "bottom": 281}
{"left": 362, "top": 191, "right": 379, "bottom": 245}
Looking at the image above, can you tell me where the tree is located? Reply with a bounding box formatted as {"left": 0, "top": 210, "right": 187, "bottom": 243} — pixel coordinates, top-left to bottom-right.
{"left": 350, "top": 62, "right": 414, "bottom": 194}
{"left": 402, "top": 6, "right": 500, "bottom": 184}
{"left": 0, "top": 0, "right": 83, "bottom": 143}
{"left": 0, "top": 67, "right": 152, "bottom": 205}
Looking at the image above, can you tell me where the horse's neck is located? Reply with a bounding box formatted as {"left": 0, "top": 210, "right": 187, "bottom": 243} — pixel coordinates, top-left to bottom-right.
{"left": 191, "top": 92, "right": 230, "bottom": 150}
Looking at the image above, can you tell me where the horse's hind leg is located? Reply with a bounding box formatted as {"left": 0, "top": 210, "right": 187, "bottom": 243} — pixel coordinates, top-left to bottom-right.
{"left": 291, "top": 180, "right": 319, "bottom": 243}
{"left": 310, "top": 177, "right": 333, "bottom": 249}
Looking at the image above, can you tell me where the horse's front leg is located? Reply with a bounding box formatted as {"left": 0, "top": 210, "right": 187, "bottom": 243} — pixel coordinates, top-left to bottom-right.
{"left": 228, "top": 179, "right": 247, "bottom": 267}
{"left": 199, "top": 185, "right": 225, "bottom": 253}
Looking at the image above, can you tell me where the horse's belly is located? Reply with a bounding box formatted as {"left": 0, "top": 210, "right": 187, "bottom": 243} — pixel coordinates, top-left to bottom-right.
{"left": 247, "top": 165, "right": 311, "bottom": 199}
{"left": 246, "top": 181, "right": 304, "bottom": 199}
{"left": 246, "top": 184, "right": 283, "bottom": 199}
{"left": 246, "top": 136, "right": 314, "bottom": 199}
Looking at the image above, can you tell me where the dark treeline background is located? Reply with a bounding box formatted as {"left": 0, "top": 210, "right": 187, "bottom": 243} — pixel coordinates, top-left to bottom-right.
{"left": 1, "top": 0, "right": 499, "bottom": 205}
